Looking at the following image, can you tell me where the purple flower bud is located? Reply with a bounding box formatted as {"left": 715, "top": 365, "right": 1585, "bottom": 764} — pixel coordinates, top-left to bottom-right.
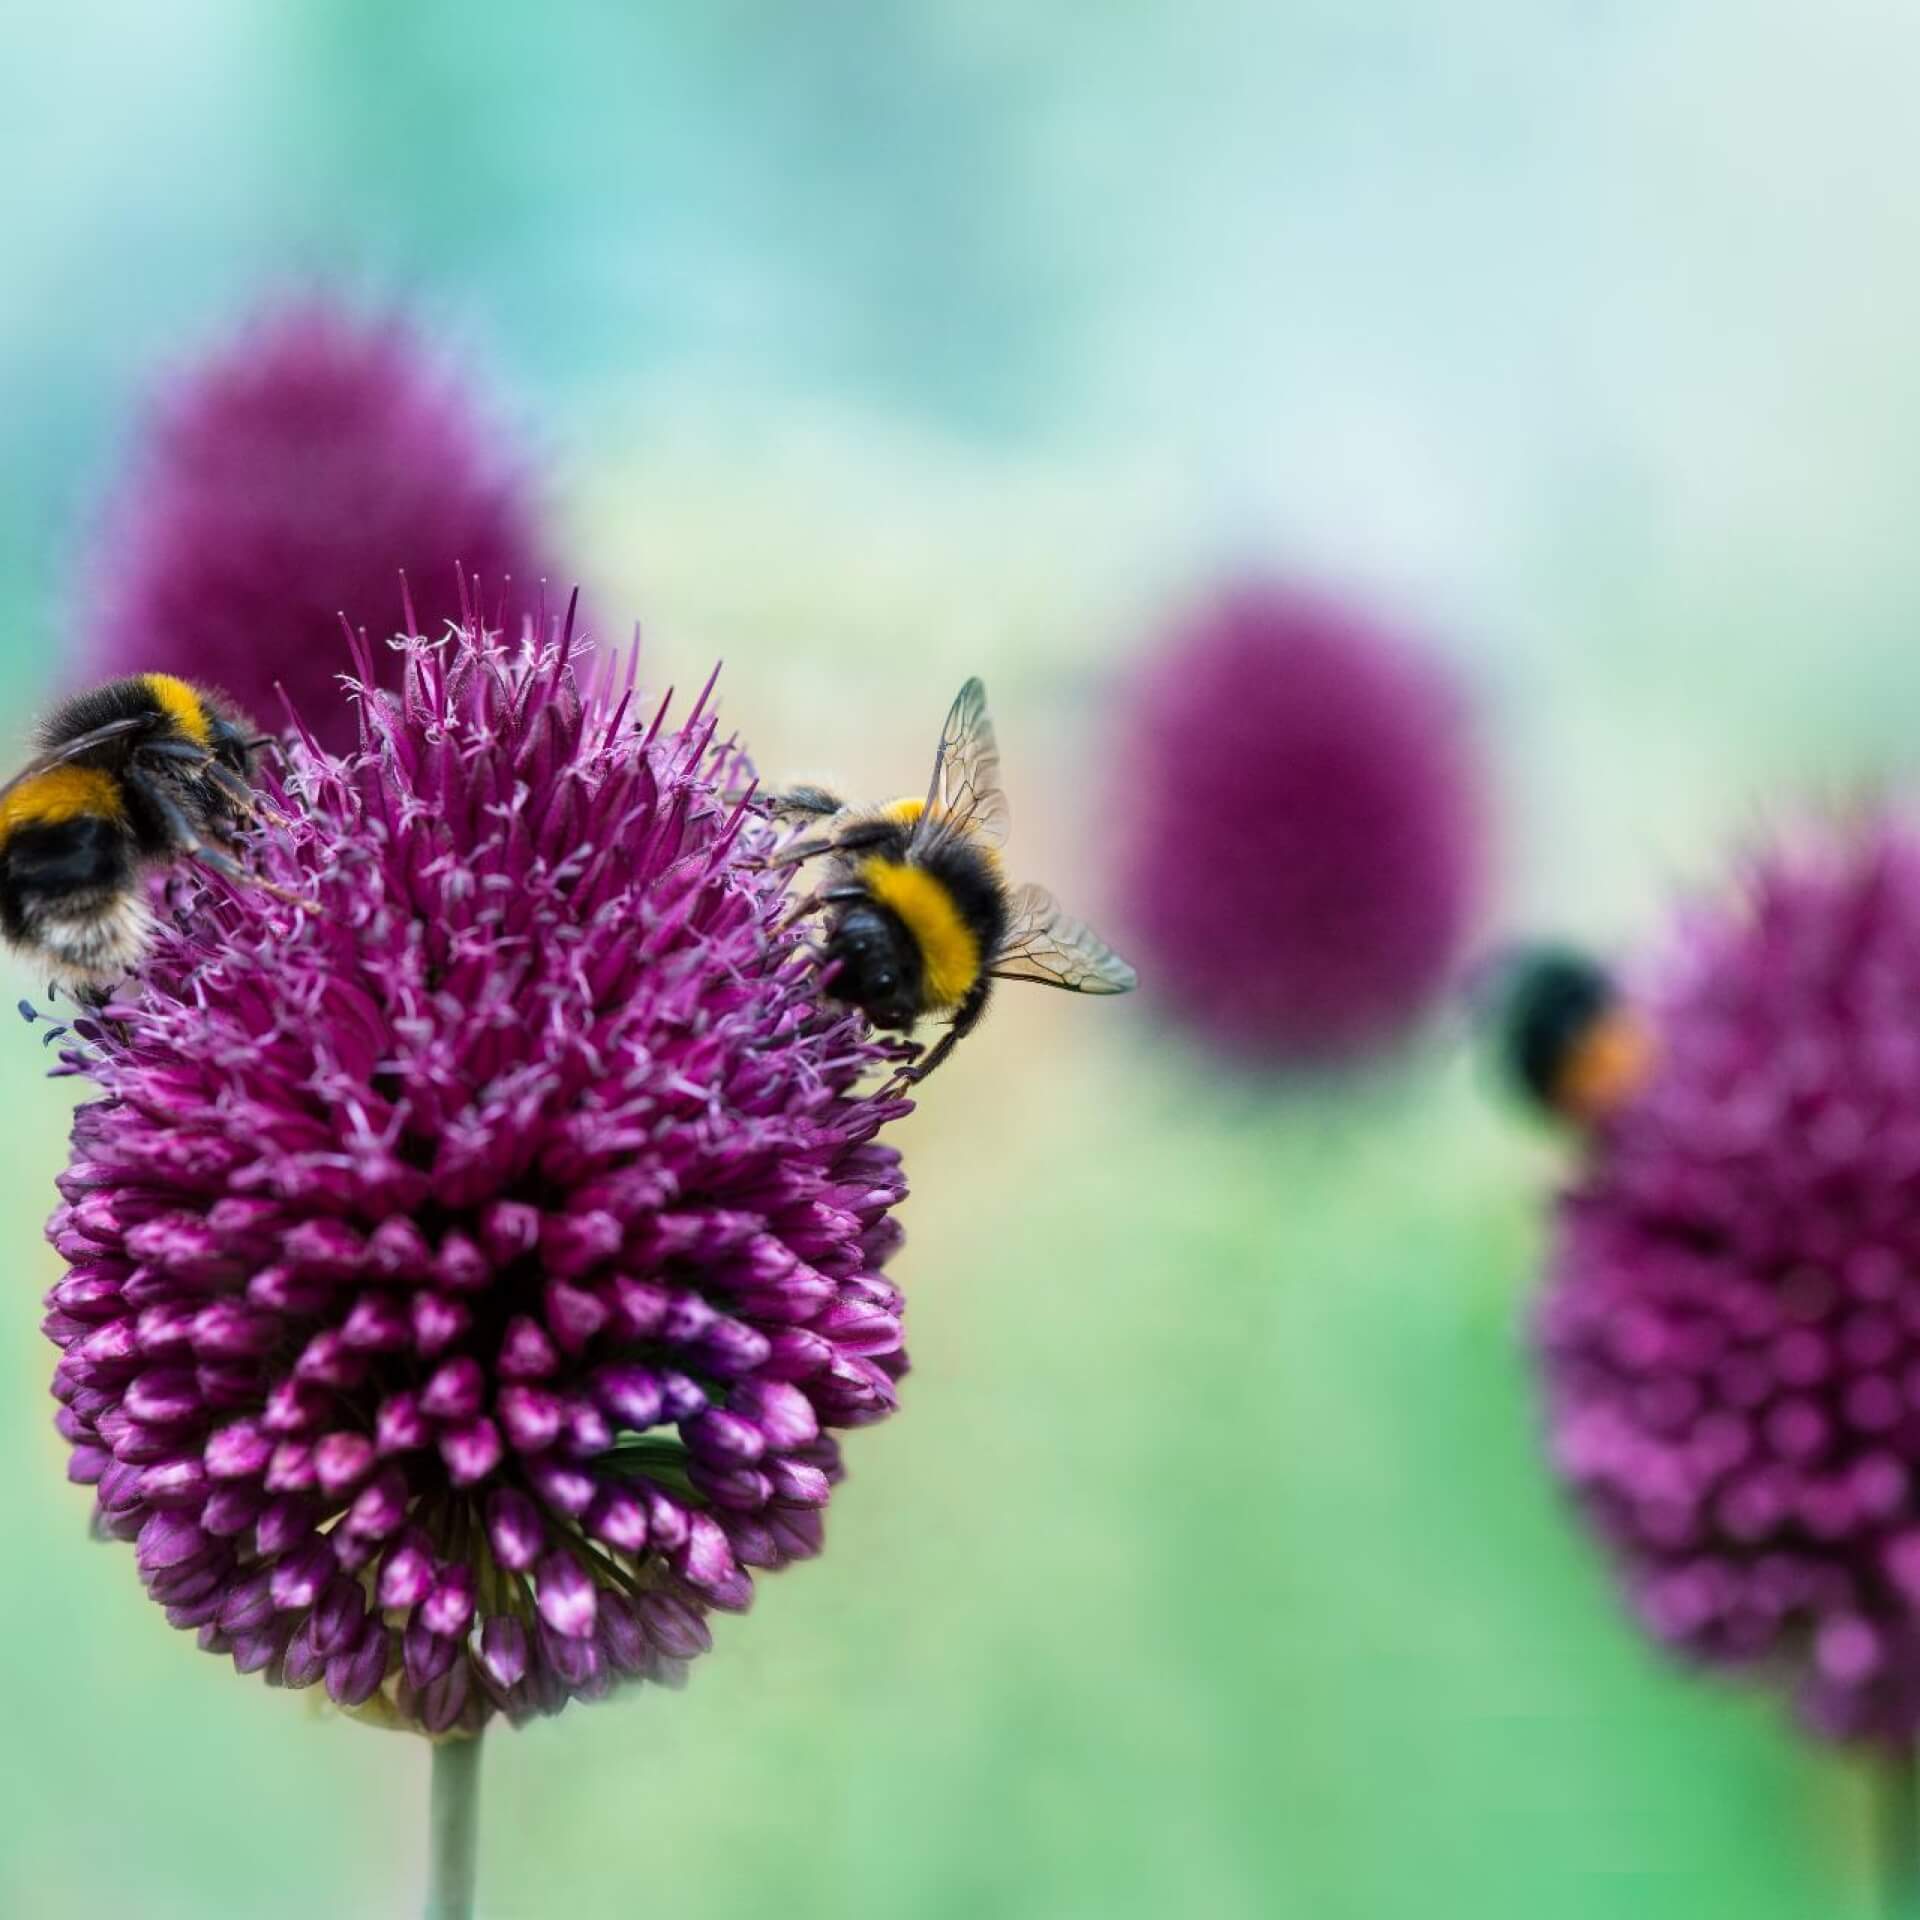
{"left": 192, "top": 1303, "right": 278, "bottom": 1359}
{"left": 420, "top": 1356, "right": 486, "bottom": 1423}
{"left": 543, "top": 1279, "right": 609, "bottom": 1352}
{"left": 765, "top": 1458, "right": 832, "bottom": 1508}
{"left": 378, "top": 1530, "right": 439, "bottom": 1611}
{"left": 497, "top": 1316, "right": 560, "bottom": 1380}
{"left": 217, "top": 1570, "right": 276, "bottom": 1634}
{"left": 422, "top": 1565, "right": 478, "bottom": 1639}
{"left": 368, "top": 1216, "right": 431, "bottom": 1279}
{"left": 586, "top": 1484, "right": 649, "bottom": 1554}
{"left": 264, "top": 1441, "right": 316, "bottom": 1492}
{"left": 312, "top": 1431, "right": 375, "bottom": 1497}
{"left": 485, "top": 1489, "right": 546, "bottom": 1572}
{"left": 231, "top": 1627, "right": 287, "bottom": 1675}
{"left": 432, "top": 1232, "right": 489, "bottom": 1295}
{"left": 292, "top": 1331, "right": 364, "bottom": 1391}
{"left": 281, "top": 1615, "right": 327, "bottom": 1690}
{"left": 497, "top": 1385, "right": 564, "bottom": 1454}
{"left": 340, "top": 1293, "right": 410, "bottom": 1352}
{"left": 438, "top": 1419, "right": 504, "bottom": 1487}
{"left": 254, "top": 1496, "right": 314, "bottom": 1558}
{"left": 312, "top": 1576, "right": 367, "bottom": 1657}
{"left": 606, "top": 1277, "right": 669, "bottom": 1340}
{"left": 597, "top": 1594, "right": 651, "bottom": 1676}
{"left": 683, "top": 1409, "right": 767, "bottom": 1468}
{"left": 643, "top": 1488, "right": 691, "bottom": 1553}
{"left": 326, "top": 1620, "right": 392, "bottom": 1708}
{"left": 535, "top": 1553, "right": 598, "bottom": 1638}
{"left": 125, "top": 1368, "right": 201, "bottom": 1427}
{"left": 137, "top": 1511, "right": 208, "bottom": 1572}
{"left": 479, "top": 1616, "right": 529, "bottom": 1689}
{"left": 404, "top": 1617, "right": 459, "bottom": 1690}
{"left": 375, "top": 1391, "right": 429, "bottom": 1456}
{"left": 344, "top": 1467, "right": 409, "bottom": 1539}
{"left": 411, "top": 1292, "right": 470, "bottom": 1358}
{"left": 480, "top": 1201, "right": 541, "bottom": 1265}
{"left": 676, "top": 1511, "right": 739, "bottom": 1591}
{"left": 419, "top": 1662, "right": 472, "bottom": 1735}
{"left": 538, "top": 1622, "right": 602, "bottom": 1690}
{"left": 139, "top": 1456, "right": 209, "bottom": 1509}
{"left": 636, "top": 1592, "right": 712, "bottom": 1660}
{"left": 591, "top": 1365, "right": 664, "bottom": 1431}
{"left": 525, "top": 1456, "right": 597, "bottom": 1517}
{"left": 269, "top": 1538, "right": 334, "bottom": 1611}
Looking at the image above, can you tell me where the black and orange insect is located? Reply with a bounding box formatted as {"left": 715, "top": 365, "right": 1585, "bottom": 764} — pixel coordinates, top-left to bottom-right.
{"left": 1494, "top": 947, "right": 1656, "bottom": 1124}
{"left": 768, "top": 678, "right": 1137, "bottom": 1083}
{"left": 0, "top": 673, "right": 284, "bottom": 988}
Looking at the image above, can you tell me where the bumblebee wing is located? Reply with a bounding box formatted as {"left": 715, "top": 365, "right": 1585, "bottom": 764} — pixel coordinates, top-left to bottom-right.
{"left": 0, "top": 714, "right": 164, "bottom": 808}
{"left": 910, "top": 677, "right": 1010, "bottom": 853}
{"left": 990, "top": 882, "right": 1138, "bottom": 994}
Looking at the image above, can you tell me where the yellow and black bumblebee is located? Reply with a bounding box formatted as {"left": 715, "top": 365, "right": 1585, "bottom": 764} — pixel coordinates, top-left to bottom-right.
{"left": 0, "top": 673, "right": 278, "bottom": 988}
{"left": 1493, "top": 946, "right": 1656, "bottom": 1124}
{"left": 769, "top": 677, "right": 1137, "bottom": 1082}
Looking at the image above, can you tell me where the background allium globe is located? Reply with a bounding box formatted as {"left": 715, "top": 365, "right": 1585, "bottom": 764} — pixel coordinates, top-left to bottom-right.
{"left": 1540, "top": 821, "right": 1920, "bottom": 1745}
{"left": 86, "top": 301, "right": 552, "bottom": 754}
{"left": 1110, "top": 580, "right": 1489, "bottom": 1070}
{"left": 41, "top": 615, "right": 912, "bottom": 1734}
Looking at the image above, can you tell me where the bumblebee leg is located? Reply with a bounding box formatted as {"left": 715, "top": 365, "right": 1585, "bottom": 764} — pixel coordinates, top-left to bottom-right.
{"left": 123, "top": 769, "right": 316, "bottom": 913}
{"left": 761, "top": 834, "right": 837, "bottom": 871}
{"left": 763, "top": 817, "right": 905, "bottom": 871}
{"left": 201, "top": 758, "right": 297, "bottom": 829}
{"left": 769, "top": 785, "right": 848, "bottom": 819}
{"left": 890, "top": 979, "right": 992, "bottom": 1089}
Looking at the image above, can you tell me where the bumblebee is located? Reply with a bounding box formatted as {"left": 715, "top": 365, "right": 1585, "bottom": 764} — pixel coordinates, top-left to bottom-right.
{"left": 0, "top": 673, "right": 279, "bottom": 988}
{"left": 1493, "top": 947, "right": 1656, "bottom": 1124}
{"left": 770, "top": 677, "right": 1137, "bottom": 1082}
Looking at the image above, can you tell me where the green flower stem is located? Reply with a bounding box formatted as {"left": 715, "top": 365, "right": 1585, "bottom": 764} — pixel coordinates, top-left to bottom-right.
{"left": 1881, "top": 1748, "right": 1918, "bottom": 1920}
{"left": 425, "top": 1734, "right": 484, "bottom": 1920}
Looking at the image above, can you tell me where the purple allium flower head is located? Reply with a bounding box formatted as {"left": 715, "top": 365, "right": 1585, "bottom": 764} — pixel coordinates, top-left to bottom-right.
{"left": 1110, "top": 581, "right": 1488, "bottom": 1068}
{"left": 1539, "top": 821, "right": 1920, "bottom": 1745}
{"left": 40, "top": 615, "right": 910, "bottom": 1733}
{"left": 87, "top": 301, "right": 548, "bottom": 755}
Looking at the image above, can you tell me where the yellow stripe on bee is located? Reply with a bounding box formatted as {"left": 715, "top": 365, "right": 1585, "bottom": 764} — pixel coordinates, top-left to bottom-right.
{"left": 858, "top": 856, "right": 981, "bottom": 1009}
{"left": 142, "top": 673, "right": 211, "bottom": 747}
{"left": 0, "top": 765, "right": 126, "bottom": 836}
{"left": 878, "top": 792, "right": 1002, "bottom": 868}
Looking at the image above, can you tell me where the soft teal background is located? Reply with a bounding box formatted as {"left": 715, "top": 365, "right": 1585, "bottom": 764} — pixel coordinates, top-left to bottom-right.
{"left": 3, "top": 6, "right": 1919, "bottom": 1915}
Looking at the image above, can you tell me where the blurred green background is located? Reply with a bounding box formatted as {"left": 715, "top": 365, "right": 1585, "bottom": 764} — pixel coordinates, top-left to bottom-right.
{"left": 3, "top": 5, "right": 1919, "bottom": 1915}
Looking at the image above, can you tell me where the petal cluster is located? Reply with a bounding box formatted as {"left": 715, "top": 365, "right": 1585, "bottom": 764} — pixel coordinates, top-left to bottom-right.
{"left": 42, "top": 618, "right": 910, "bottom": 1731}
{"left": 1540, "top": 823, "right": 1920, "bottom": 1742}
{"left": 1110, "top": 581, "right": 1488, "bottom": 1069}
{"left": 86, "top": 301, "right": 549, "bottom": 753}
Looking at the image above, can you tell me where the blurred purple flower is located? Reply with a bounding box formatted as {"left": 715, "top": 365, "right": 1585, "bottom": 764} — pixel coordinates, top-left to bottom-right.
{"left": 1540, "top": 822, "right": 1920, "bottom": 1744}
{"left": 41, "top": 616, "right": 911, "bottom": 1733}
{"left": 1111, "top": 581, "right": 1488, "bottom": 1069}
{"left": 86, "top": 301, "right": 549, "bottom": 754}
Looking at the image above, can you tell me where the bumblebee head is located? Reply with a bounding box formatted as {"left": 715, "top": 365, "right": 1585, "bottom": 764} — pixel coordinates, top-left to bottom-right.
{"left": 1488, "top": 945, "right": 1657, "bottom": 1124}
{"left": 824, "top": 902, "right": 924, "bottom": 1030}
{"left": 204, "top": 702, "right": 262, "bottom": 777}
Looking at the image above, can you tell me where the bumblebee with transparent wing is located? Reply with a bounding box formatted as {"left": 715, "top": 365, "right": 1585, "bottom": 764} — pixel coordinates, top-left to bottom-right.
{"left": 768, "top": 678, "right": 1137, "bottom": 1084}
